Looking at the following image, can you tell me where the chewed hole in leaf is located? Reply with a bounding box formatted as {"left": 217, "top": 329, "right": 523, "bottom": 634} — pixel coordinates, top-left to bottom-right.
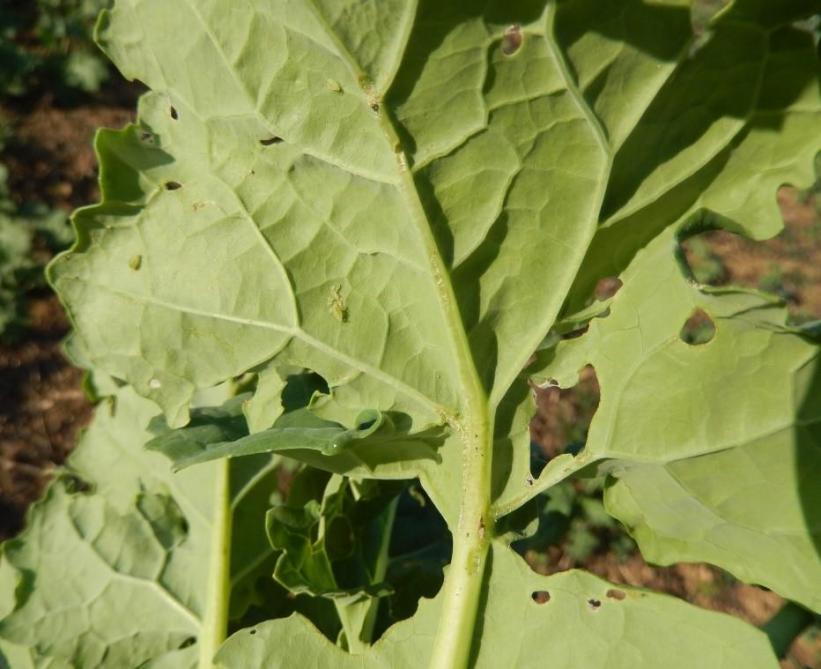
{"left": 169, "top": 106, "right": 178, "bottom": 120}
{"left": 677, "top": 195, "right": 817, "bottom": 323}
{"left": 164, "top": 181, "right": 182, "bottom": 191}
{"left": 678, "top": 231, "right": 729, "bottom": 286}
{"left": 531, "top": 590, "right": 550, "bottom": 604}
{"left": 587, "top": 598, "right": 602, "bottom": 610}
{"left": 178, "top": 636, "right": 196, "bottom": 649}
{"left": 260, "top": 136, "right": 283, "bottom": 146}
{"left": 530, "top": 365, "right": 599, "bottom": 477}
{"left": 679, "top": 308, "right": 716, "bottom": 345}
{"left": 501, "top": 24, "right": 523, "bottom": 56}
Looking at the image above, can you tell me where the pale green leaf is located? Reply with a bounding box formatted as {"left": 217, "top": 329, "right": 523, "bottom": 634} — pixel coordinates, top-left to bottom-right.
{"left": 528, "top": 226, "right": 821, "bottom": 610}
{"left": 43, "top": 0, "right": 821, "bottom": 665}
{"left": 566, "top": 2, "right": 820, "bottom": 310}
{"left": 0, "top": 387, "right": 283, "bottom": 668}
{"left": 243, "top": 366, "right": 287, "bottom": 434}
{"left": 216, "top": 542, "right": 778, "bottom": 668}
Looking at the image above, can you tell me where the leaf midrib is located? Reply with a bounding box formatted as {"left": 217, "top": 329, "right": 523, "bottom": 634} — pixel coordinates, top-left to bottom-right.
{"left": 302, "top": 0, "right": 486, "bottom": 424}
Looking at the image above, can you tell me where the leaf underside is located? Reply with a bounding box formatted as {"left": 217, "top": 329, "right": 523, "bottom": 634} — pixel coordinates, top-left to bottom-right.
{"left": 3, "top": 0, "right": 820, "bottom": 667}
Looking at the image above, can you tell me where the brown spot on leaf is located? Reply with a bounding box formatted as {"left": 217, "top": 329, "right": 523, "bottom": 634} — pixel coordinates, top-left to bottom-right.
{"left": 501, "top": 24, "right": 523, "bottom": 56}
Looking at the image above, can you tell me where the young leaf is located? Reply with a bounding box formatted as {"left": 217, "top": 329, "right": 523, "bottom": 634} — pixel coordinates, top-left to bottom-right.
{"left": 148, "top": 400, "right": 445, "bottom": 475}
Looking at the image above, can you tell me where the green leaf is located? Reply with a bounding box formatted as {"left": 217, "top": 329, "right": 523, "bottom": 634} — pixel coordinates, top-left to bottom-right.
{"left": 45, "top": 0, "right": 821, "bottom": 666}
{"left": 565, "top": 1, "right": 820, "bottom": 310}
{"left": 148, "top": 400, "right": 445, "bottom": 476}
{"left": 266, "top": 477, "right": 398, "bottom": 598}
{"left": 0, "top": 559, "right": 37, "bottom": 669}
{"left": 0, "top": 387, "right": 286, "bottom": 668}
{"left": 266, "top": 475, "right": 401, "bottom": 652}
{"left": 528, "top": 225, "right": 821, "bottom": 610}
{"left": 216, "top": 542, "right": 778, "bottom": 668}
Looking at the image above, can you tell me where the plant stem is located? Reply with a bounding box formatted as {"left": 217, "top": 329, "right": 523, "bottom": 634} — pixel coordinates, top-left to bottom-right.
{"left": 199, "top": 459, "right": 232, "bottom": 668}
{"left": 374, "top": 119, "right": 493, "bottom": 669}
{"left": 428, "top": 419, "right": 492, "bottom": 669}
{"left": 361, "top": 495, "right": 399, "bottom": 645}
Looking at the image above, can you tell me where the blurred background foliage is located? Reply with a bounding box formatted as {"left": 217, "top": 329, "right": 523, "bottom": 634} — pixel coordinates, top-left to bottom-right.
{"left": 0, "top": 0, "right": 111, "bottom": 101}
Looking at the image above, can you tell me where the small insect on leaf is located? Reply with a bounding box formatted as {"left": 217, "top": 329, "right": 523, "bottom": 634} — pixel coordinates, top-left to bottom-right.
{"left": 328, "top": 284, "right": 348, "bottom": 322}
{"left": 501, "top": 24, "right": 523, "bottom": 56}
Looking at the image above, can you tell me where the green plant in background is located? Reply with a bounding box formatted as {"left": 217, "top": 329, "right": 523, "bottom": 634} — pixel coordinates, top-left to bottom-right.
{"left": 516, "top": 477, "right": 637, "bottom": 566}
{"left": 1, "top": 1, "right": 820, "bottom": 668}
{"left": 0, "top": 165, "right": 71, "bottom": 338}
{"left": 680, "top": 236, "right": 727, "bottom": 285}
{"left": 0, "top": 0, "right": 111, "bottom": 99}
{"left": 0, "top": 0, "right": 99, "bottom": 337}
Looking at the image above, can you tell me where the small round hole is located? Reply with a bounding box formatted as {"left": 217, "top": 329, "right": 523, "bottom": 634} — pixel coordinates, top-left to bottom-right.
{"left": 531, "top": 590, "right": 550, "bottom": 604}
{"left": 164, "top": 181, "right": 182, "bottom": 191}
{"left": 587, "top": 598, "right": 602, "bottom": 610}
{"left": 679, "top": 308, "right": 716, "bottom": 345}
{"left": 169, "top": 106, "right": 178, "bottom": 120}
